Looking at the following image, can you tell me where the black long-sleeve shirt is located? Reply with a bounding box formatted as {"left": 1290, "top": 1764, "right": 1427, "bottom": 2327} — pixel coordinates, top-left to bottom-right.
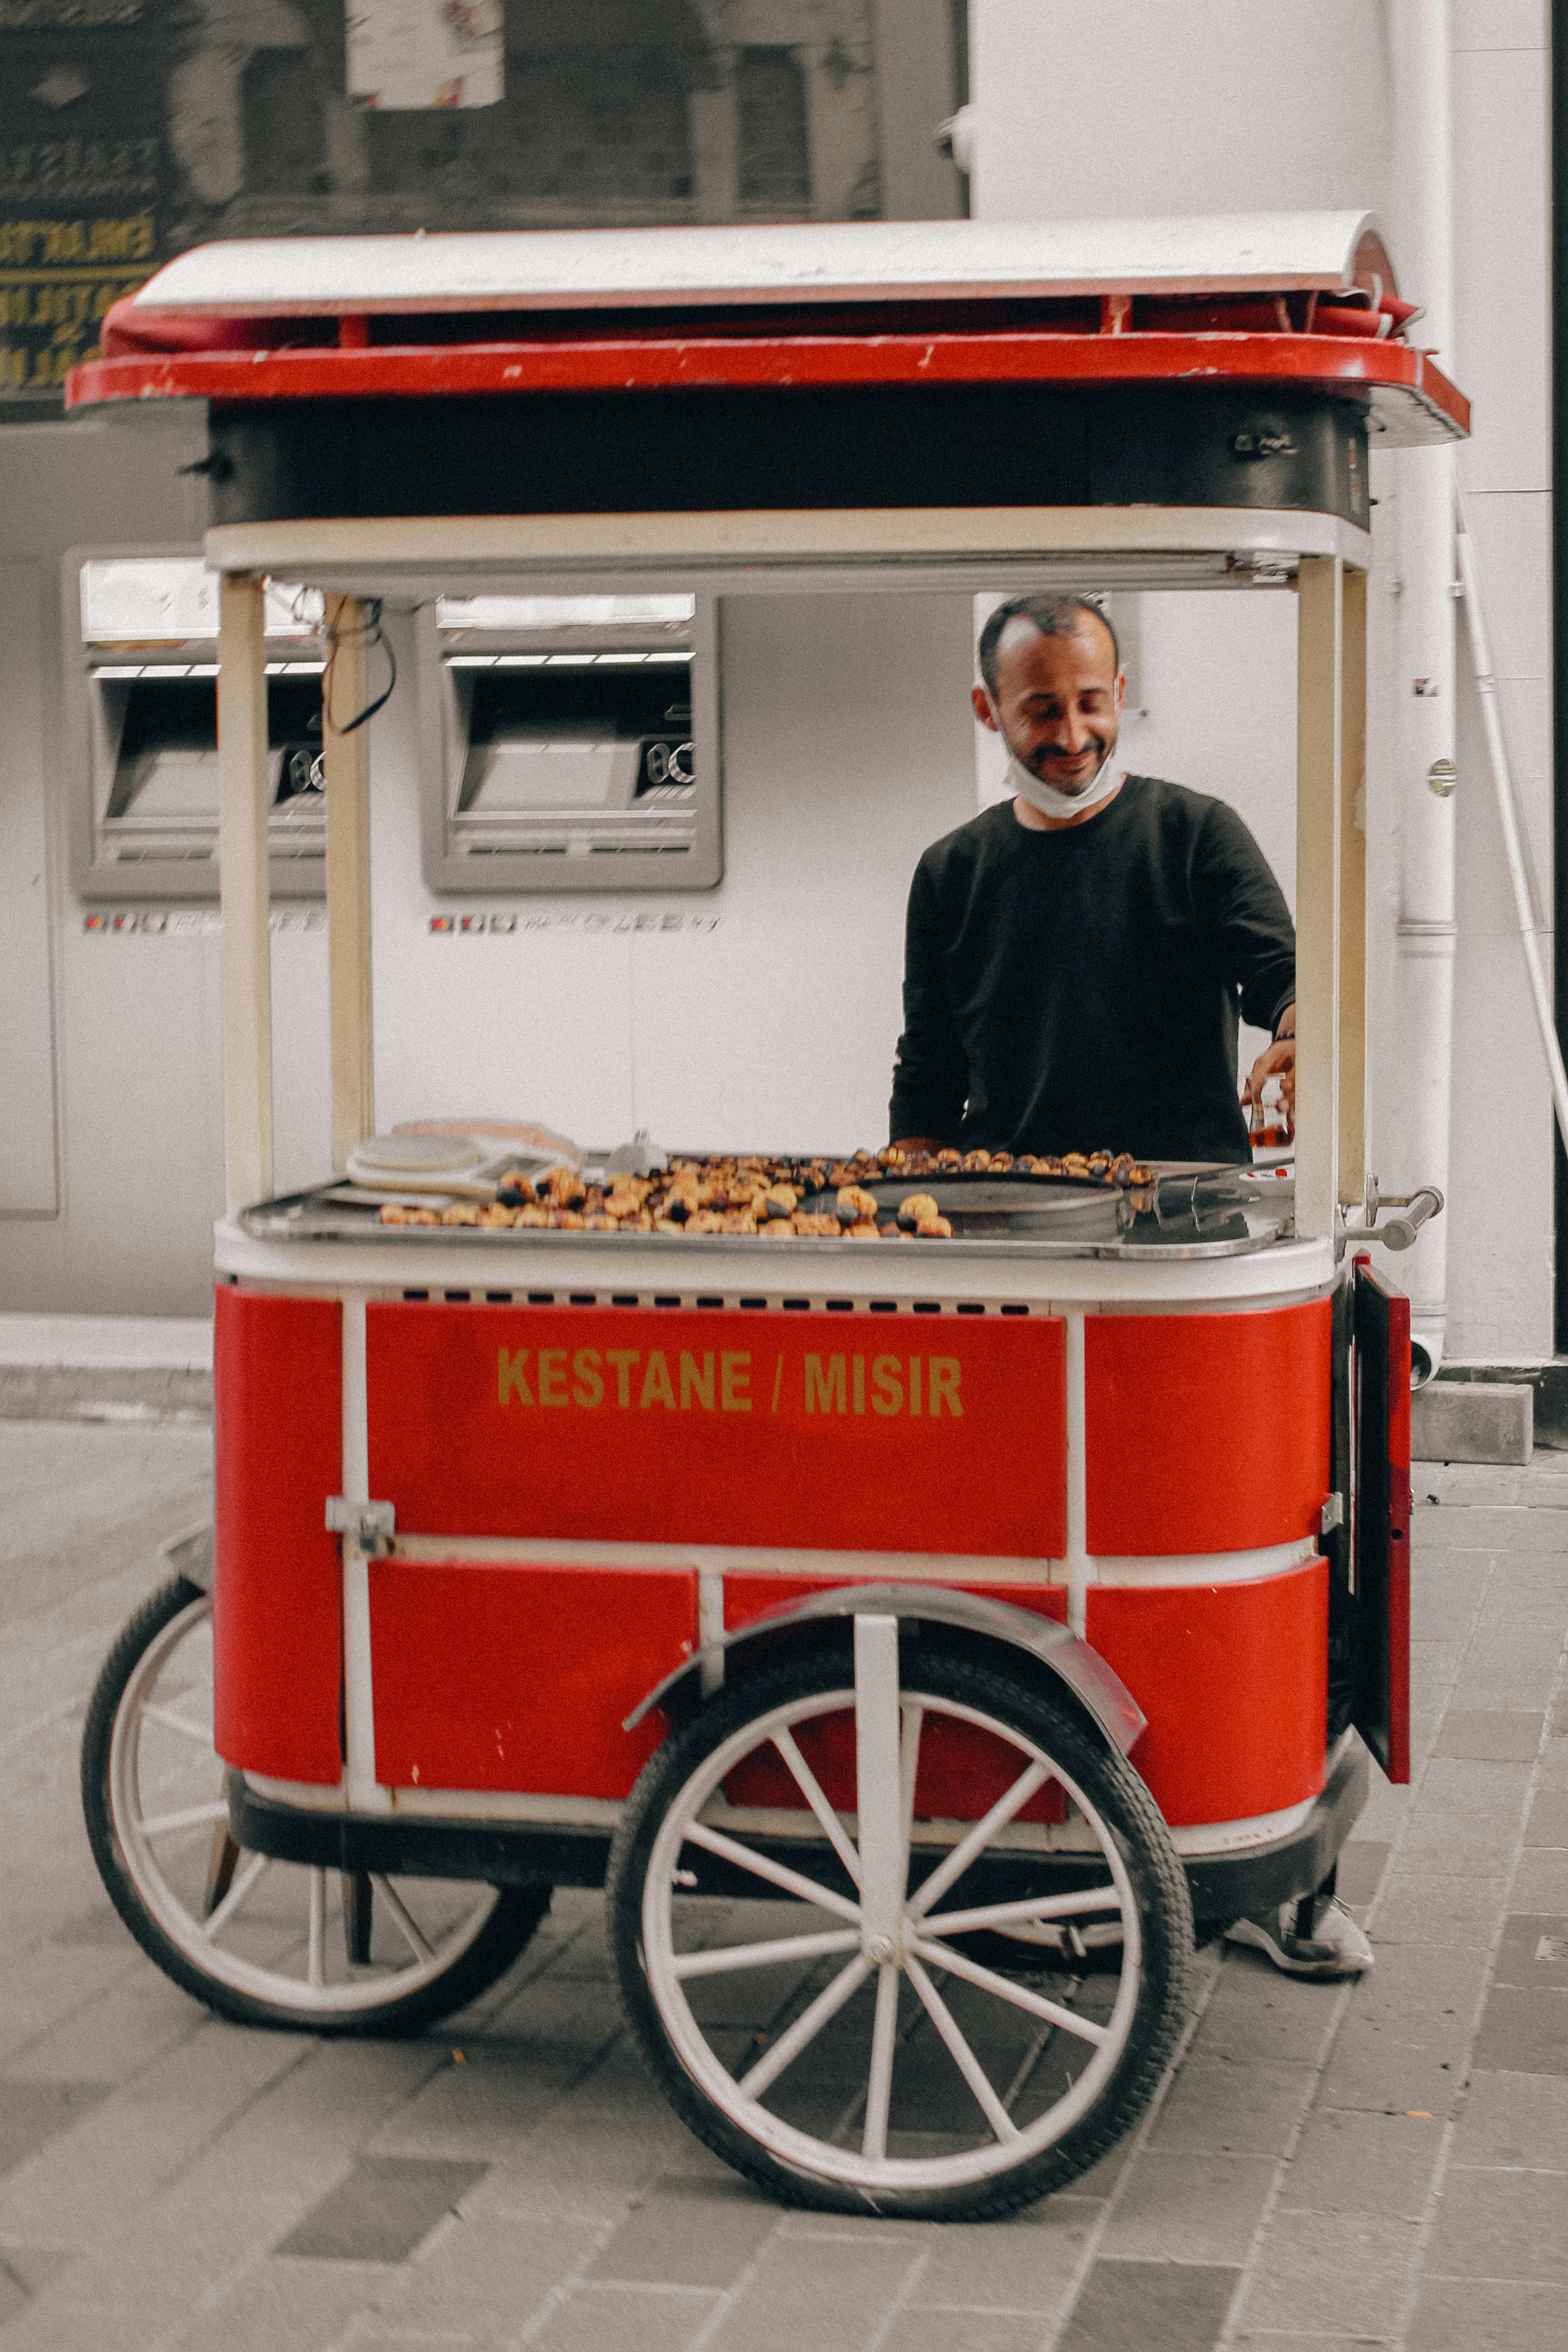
{"left": 889, "top": 776, "right": 1296, "bottom": 1165}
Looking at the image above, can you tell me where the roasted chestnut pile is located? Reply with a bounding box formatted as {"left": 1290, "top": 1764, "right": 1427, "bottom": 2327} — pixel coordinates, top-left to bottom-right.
{"left": 379, "top": 1144, "right": 1156, "bottom": 1240}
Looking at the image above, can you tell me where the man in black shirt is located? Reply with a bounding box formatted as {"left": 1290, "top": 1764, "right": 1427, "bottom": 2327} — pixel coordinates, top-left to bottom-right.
{"left": 888, "top": 593, "right": 1372, "bottom": 1983}
{"left": 890, "top": 593, "right": 1298, "bottom": 1162}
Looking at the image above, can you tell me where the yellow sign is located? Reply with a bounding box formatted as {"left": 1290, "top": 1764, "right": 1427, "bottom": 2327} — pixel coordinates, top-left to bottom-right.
{"left": 497, "top": 1345, "right": 963, "bottom": 1421}
{"left": 0, "top": 212, "right": 155, "bottom": 392}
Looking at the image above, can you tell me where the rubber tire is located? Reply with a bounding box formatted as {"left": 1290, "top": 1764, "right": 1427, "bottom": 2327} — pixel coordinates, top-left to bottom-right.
{"left": 608, "top": 1642, "right": 1193, "bottom": 2220}
{"left": 81, "top": 1574, "right": 551, "bottom": 2037}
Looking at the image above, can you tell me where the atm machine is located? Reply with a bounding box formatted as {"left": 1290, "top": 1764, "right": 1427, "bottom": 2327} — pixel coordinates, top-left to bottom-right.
{"left": 420, "top": 590, "right": 721, "bottom": 892}
{"left": 68, "top": 554, "right": 330, "bottom": 902}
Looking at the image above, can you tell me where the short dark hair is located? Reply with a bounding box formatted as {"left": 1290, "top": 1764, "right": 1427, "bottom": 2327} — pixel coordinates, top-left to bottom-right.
{"left": 977, "top": 594, "right": 1120, "bottom": 698}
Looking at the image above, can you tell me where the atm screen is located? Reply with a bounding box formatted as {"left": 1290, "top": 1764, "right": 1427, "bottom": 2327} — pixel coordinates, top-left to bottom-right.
{"left": 458, "top": 660, "right": 695, "bottom": 818}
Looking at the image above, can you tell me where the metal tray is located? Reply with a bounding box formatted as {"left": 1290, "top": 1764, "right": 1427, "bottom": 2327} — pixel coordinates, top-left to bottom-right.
{"left": 238, "top": 1163, "right": 1295, "bottom": 1260}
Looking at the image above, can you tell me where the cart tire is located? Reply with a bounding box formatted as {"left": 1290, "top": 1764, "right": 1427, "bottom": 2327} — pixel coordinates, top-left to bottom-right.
{"left": 82, "top": 1575, "right": 549, "bottom": 2035}
{"left": 608, "top": 1634, "right": 1191, "bottom": 2220}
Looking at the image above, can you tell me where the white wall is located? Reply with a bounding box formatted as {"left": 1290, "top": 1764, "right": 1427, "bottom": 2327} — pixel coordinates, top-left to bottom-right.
{"left": 0, "top": 419, "right": 334, "bottom": 1318}
{"left": 970, "top": 0, "right": 1392, "bottom": 222}
{"left": 970, "top": 0, "right": 1554, "bottom": 1365}
{"left": 371, "top": 592, "right": 979, "bottom": 1158}
{"left": 0, "top": 403, "right": 983, "bottom": 1317}
{"left": 1444, "top": 0, "right": 1553, "bottom": 1360}
{"left": 2, "top": 1, "right": 1549, "bottom": 1345}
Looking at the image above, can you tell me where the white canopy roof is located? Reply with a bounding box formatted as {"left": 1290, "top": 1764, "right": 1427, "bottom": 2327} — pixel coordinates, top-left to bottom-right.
{"left": 126, "top": 213, "right": 1394, "bottom": 318}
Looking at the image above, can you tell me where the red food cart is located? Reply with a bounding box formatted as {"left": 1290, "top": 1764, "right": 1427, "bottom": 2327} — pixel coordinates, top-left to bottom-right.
{"left": 71, "top": 216, "right": 1461, "bottom": 2220}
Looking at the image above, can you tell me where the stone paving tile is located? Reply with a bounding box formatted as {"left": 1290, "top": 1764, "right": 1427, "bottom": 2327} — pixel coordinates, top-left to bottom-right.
{"left": 1416, "top": 1506, "right": 1568, "bottom": 1553}
{"left": 589, "top": 2172, "right": 779, "bottom": 2288}
{"left": 1450, "top": 2066, "right": 1568, "bottom": 2167}
{"left": 1230, "top": 2211, "right": 1421, "bottom": 2337}
{"left": 1334, "top": 1838, "right": 1391, "bottom": 1905}
{"left": 0, "top": 2080, "right": 114, "bottom": 2176}
{"left": 4, "top": 1963, "right": 205, "bottom": 2085}
{"left": 1275, "top": 2103, "right": 1445, "bottom": 2217}
{"left": 1354, "top": 1773, "right": 1415, "bottom": 1846}
{"left": 0, "top": 1941, "right": 142, "bottom": 2067}
{"left": 1405, "top": 2271, "right": 1568, "bottom": 2352}
{"left": 29, "top": 2181, "right": 302, "bottom": 2316}
{"left": 1426, "top": 2164, "right": 1568, "bottom": 2281}
{"left": 701, "top": 2232, "right": 921, "bottom": 2352}
{"left": 906, "top": 2198, "right": 1098, "bottom": 2312}
{"left": 1186, "top": 1965, "right": 1343, "bottom": 2066}
{"left": 46, "top": 1902, "right": 144, "bottom": 1948}
{"left": 1472, "top": 1986, "right": 1568, "bottom": 2075}
{"left": 1100, "top": 2149, "right": 1276, "bottom": 2264}
{"left": 3, "top": 1421, "right": 1567, "bottom": 2352}
{"left": 1233, "top": 2339, "right": 1397, "bottom": 2351}
{"left": 193, "top": 2040, "right": 454, "bottom": 2205}
{"left": 1371, "top": 1870, "right": 1510, "bottom": 1948}
{"left": 451, "top": 2115, "right": 704, "bottom": 2220}
{"left": 1434, "top": 1708, "right": 1546, "bottom": 1759}
{"left": 1525, "top": 1788, "right": 1568, "bottom": 1844}
{"left": 278, "top": 2156, "right": 490, "bottom": 2264}
{"left": 1392, "top": 1759, "right": 1536, "bottom": 1871}
{"left": 1316, "top": 2007, "right": 1475, "bottom": 2118}
{"left": 1146, "top": 2057, "right": 1316, "bottom": 2156}
{"left": 881, "top": 2313, "right": 1045, "bottom": 2352}
{"left": 528, "top": 2282, "right": 720, "bottom": 2352}
{"left": 372, "top": 2208, "right": 603, "bottom": 2339}
{"left": 1470, "top": 1918, "right": 1568, "bottom": 2074}
{"left": 1059, "top": 2129, "right": 1135, "bottom": 2200}
{"left": 0, "top": 2021, "right": 311, "bottom": 2241}
{"left": 0, "top": 2249, "right": 75, "bottom": 2299}
{"left": 338, "top": 2330, "right": 483, "bottom": 2351}
{"left": 175, "top": 2257, "right": 399, "bottom": 2352}
{"left": 1451, "top": 1651, "right": 1561, "bottom": 1711}
{"left": 1509, "top": 1850, "right": 1568, "bottom": 1910}
{"left": 0, "top": 2286, "right": 177, "bottom": 2350}
{"left": 470, "top": 1974, "right": 627, "bottom": 2059}
{"left": 1054, "top": 2259, "right": 1239, "bottom": 2352}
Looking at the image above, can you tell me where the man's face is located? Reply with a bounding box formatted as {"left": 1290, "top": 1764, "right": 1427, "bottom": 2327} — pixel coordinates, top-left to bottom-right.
{"left": 972, "top": 615, "right": 1124, "bottom": 794}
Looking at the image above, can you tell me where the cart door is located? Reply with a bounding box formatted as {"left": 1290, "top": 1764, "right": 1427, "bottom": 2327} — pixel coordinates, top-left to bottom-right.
{"left": 1352, "top": 1257, "right": 1412, "bottom": 1783}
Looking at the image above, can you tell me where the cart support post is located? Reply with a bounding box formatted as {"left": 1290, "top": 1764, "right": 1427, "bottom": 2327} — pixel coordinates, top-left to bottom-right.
{"left": 324, "top": 594, "right": 375, "bottom": 1176}
{"left": 1338, "top": 565, "right": 1369, "bottom": 1209}
{"left": 1294, "top": 554, "right": 1344, "bottom": 1240}
{"left": 217, "top": 571, "right": 273, "bottom": 1211}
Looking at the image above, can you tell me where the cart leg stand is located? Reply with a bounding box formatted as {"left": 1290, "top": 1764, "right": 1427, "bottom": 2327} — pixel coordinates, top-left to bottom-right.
{"left": 323, "top": 593, "right": 375, "bottom": 1174}
{"left": 1294, "top": 553, "right": 1343, "bottom": 1242}
{"left": 217, "top": 572, "right": 273, "bottom": 1210}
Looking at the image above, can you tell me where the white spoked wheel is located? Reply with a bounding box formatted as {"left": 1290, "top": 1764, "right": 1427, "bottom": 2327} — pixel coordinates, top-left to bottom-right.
{"left": 81, "top": 1576, "right": 549, "bottom": 2033}
{"left": 609, "top": 1622, "right": 1191, "bottom": 2220}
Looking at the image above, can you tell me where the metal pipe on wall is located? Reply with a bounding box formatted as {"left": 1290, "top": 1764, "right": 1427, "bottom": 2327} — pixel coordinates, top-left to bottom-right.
{"left": 1386, "top": 0, "right": 1455, "bottom": 1386}
{"left": 1455, "top": 508, "right": 1568, "bottom": 1153}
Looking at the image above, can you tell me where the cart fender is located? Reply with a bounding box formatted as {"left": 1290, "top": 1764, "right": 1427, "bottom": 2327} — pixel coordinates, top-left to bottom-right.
{"left": 161, "top": 1523, "right": 214, "bottom": 1592}
{"left": 624, "top": 1581, "right": 1146, "bottom": 1757}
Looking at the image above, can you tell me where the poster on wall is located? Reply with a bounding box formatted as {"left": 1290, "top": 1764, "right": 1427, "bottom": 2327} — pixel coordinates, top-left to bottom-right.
{"left": 0, "top": 4, "right": 162, "bottom": 400}
{"left": 346, "top": 0, "right": 504, "bottom": 110}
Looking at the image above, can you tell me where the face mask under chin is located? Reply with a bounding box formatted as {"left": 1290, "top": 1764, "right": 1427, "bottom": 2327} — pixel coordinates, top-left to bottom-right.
{"left": 1006, "top": 744, "right": 1122, "bottom": 821}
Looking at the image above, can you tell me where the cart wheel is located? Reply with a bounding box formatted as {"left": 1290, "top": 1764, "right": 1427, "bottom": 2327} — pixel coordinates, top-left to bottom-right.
{"left": 82, "top": 1576, "right": 549, "bottom": 2035}
{"left": 608, "top": 1624, "right": 1191, "bottom": 2220}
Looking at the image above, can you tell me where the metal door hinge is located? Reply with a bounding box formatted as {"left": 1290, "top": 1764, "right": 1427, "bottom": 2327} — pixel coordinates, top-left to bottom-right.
{"left": 326, "top": 1497, "right": 396, "bottom": 1556}
{"left": 1318, "top": 1492, "right": 1345, "bottom": 1536}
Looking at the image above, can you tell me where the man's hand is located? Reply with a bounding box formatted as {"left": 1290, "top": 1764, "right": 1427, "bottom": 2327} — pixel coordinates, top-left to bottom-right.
{"left": 891, "top": 1137, "right": 948, "bottom": 1156}
{"left": 1243, "top": 1005, "right": 1296, "bottom": 1113}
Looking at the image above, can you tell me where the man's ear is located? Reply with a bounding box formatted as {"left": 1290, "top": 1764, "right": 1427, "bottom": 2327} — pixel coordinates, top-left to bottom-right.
{"left": 972, "top": 684, "right": 1000, "bottom": 733}
{"left": 1115, "top": 667, "right": 1126, "bottom": 713}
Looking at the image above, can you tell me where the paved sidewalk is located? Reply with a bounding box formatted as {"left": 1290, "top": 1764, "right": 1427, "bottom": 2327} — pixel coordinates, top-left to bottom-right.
{"left": 0, "top": 1423, "right": 1564, "bottom": 2352}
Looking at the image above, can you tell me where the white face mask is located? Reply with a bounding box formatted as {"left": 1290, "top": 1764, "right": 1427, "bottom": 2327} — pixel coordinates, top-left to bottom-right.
{"left": 1006, "top": 745, "right": 1122, "bottom": 822}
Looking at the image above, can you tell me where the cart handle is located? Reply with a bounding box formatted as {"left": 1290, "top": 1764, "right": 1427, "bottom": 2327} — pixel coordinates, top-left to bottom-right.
{"left": 1342, "top": 1184, "right": 1444, "bottom": 1253}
